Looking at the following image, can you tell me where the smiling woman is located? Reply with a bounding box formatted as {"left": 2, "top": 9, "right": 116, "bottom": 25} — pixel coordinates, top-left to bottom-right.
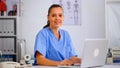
{"left": 34, "top": 4, "right": 81, "bottom": 66}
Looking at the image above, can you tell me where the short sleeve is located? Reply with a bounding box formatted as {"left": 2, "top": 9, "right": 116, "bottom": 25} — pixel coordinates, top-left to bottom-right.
{"left": 34, "top": 31, "right": 47, "bottom": 57}
{"left": 67, "top": 32, "right": 78, "bottom": 57}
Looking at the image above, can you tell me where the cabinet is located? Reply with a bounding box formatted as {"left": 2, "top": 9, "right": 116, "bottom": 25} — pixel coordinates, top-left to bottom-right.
{"left": 0, "top": 16, "right": 18, "bottom": 62}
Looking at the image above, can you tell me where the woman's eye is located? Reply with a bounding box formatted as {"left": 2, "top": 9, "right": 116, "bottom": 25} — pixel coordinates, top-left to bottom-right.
{"left": 51, "top": 14, "right": 55, "bottom": 17}
{"left": 51, "top": 14, "right": 63, "bottom": 17}
{"left": 59, "top": 14, "right": 62, "bottom": 17}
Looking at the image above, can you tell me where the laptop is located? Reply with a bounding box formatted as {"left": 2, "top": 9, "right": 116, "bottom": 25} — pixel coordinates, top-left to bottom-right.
{"left": 81, "top": 39, "right": 108, "bottom": 68}
{"left": 58, "top": 39, "right": 108, "bottom": 68}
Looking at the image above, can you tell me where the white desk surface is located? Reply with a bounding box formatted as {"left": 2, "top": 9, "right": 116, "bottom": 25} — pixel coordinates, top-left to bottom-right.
{"left": 24, "top": 65, "right": 120, "bottom": 68}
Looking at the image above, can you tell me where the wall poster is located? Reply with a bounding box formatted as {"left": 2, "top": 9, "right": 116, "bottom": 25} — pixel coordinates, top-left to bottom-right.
{"left": 52, "top": 0, "right": 81, "bottom": 25}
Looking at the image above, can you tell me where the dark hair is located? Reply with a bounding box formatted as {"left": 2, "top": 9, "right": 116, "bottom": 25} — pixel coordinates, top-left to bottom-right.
{"left": 43, "top": 4, "right": 63, "bottom": 28}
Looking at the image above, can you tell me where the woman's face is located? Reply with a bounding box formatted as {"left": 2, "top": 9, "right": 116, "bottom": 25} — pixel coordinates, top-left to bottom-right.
{"left": 48, "top": 7, "right": 64, "bottom": 29}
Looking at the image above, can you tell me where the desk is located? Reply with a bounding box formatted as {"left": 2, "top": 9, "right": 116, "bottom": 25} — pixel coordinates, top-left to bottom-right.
{"left": 24, "top": 65, "right": 120, "bottom": 68}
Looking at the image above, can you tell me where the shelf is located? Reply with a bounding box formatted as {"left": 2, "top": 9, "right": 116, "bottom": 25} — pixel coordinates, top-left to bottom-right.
{"left": 107, "top": 0, "right": 120, "bottom": 2}
{"left": 2, "top": 53, "right": 17, "bottom": 55}
{"left": 0, "top": 35, "right": 16, "bottom": 38}
{"left": 0, "top": 16, "right": 18, "bottom": 18}
{"left": 106, "top": 0, "right": 120, "bottom": 3}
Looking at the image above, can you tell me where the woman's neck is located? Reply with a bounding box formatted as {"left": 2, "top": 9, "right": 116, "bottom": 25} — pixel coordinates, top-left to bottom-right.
{"left": 49, "top": 27, "right": 60, "bottom": 40}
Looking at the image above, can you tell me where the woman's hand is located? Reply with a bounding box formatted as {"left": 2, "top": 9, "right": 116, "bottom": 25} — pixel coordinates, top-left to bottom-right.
{"left": 69, "top": 56, "right": 81, "bottom": 64}
{"left": 59, "top": 59, "right": 73, "bottom": 66}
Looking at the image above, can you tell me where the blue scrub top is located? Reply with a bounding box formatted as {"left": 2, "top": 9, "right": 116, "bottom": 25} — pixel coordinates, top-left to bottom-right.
{"left": 34, "top": 27, "right": 77, "bottom": 64}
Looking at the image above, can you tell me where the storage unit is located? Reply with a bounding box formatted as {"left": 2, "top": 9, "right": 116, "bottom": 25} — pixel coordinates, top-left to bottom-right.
{"left": 0, "top": 16, "right": 18, "bottom": 62}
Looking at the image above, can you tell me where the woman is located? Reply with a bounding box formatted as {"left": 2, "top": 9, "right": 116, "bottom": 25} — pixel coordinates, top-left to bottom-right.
{"left": 34, "top": 4, "right": 81, "bottom": 66}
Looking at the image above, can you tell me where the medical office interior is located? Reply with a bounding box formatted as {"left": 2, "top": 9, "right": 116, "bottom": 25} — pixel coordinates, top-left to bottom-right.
{"left": 0, "top": 0, "right": 120, "bottom": 68}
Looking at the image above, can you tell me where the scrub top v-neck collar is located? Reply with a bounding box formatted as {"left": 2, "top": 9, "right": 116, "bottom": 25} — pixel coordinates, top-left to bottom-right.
{"left": 48, "top": 27, "right": 62, "bottom": 42}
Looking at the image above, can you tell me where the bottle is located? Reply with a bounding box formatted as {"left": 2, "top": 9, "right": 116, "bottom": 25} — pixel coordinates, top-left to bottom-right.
{"left": 108, "top": 48, "right": 112, "bottom": 57}
{"left": 1, "top": 11, "right": 4, "bottom": 16}
{"left": 0, "top": 11, "right": 1, "bottom": 16}
{"left": 4, "top": 11, "right": 7, "bottom": 16}
{"left": 0, "top": 50, "right": 2, "bottom": 62}
{"left": 106, "top": 48, "right": 113, "bottom": 64}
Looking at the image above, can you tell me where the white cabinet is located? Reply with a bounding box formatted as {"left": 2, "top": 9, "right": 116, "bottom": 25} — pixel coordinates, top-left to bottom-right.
{"left": 0, "top": 16, "right": 18, "bottom": 62}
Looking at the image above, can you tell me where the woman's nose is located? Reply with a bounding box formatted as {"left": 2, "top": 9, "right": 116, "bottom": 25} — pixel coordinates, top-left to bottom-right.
{"left": 56, "top": 15, "right": 60, "bottom": 20}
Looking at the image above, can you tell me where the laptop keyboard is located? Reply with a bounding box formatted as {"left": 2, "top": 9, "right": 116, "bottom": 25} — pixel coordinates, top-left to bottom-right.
{"left": 58, "top": 65, "right": 73, "bottom": 68}
{"left": 58, "top": 63, "right": 81, "bottom": 68}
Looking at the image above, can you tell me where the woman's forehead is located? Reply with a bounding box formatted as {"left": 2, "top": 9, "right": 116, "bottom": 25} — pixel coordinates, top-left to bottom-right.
{"left": 50, "top": 7, "right": 63, "bottom": 14}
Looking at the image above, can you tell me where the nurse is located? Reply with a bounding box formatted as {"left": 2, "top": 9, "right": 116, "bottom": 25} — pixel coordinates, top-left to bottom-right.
{"left": 34, "top": 4, "right": 81, "bottom": 66}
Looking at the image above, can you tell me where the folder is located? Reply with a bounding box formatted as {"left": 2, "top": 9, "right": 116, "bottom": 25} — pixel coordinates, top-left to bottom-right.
{"left": 0, "top": 38, "right": 3, "bottom": 52}
{"left": 0, "top": 21, "right": 3, "bottom": 35}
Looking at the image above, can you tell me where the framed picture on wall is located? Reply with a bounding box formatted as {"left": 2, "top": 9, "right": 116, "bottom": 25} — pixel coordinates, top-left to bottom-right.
{"left": 0, "top": 0, "right": 21, "bottom": 16}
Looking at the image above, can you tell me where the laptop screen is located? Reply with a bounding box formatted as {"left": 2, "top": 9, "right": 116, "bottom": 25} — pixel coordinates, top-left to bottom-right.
{"left": 81, "top": 39, "right": 108, "bottom": 68}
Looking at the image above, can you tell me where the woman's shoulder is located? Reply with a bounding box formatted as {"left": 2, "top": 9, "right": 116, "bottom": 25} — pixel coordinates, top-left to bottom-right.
{"left": 60, "top": 28, "right": 66, "bottom": 32}
{"left": 60, "top": 28, "right": 69, "bottom": 35}
{"left": 37, "top": 27, "right": 50, "bottom": 35}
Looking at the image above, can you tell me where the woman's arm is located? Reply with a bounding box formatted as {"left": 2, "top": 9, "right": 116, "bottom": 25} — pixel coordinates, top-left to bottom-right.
{"left": 36, "top": 51, "right": 60, "bottom": 66}
{"left": 36, "top": 51, "right": 73, "bottom": 66}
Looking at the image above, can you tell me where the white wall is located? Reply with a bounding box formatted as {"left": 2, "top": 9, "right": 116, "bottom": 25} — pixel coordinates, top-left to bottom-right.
{"left": 19, "top": 0, "right": 52, "bottom": 54}
{"left": 106, "top": 0, "right": 120, "bottom": 48}
{"left": 19, "top": 0, "right": 105, "bottom": 57}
